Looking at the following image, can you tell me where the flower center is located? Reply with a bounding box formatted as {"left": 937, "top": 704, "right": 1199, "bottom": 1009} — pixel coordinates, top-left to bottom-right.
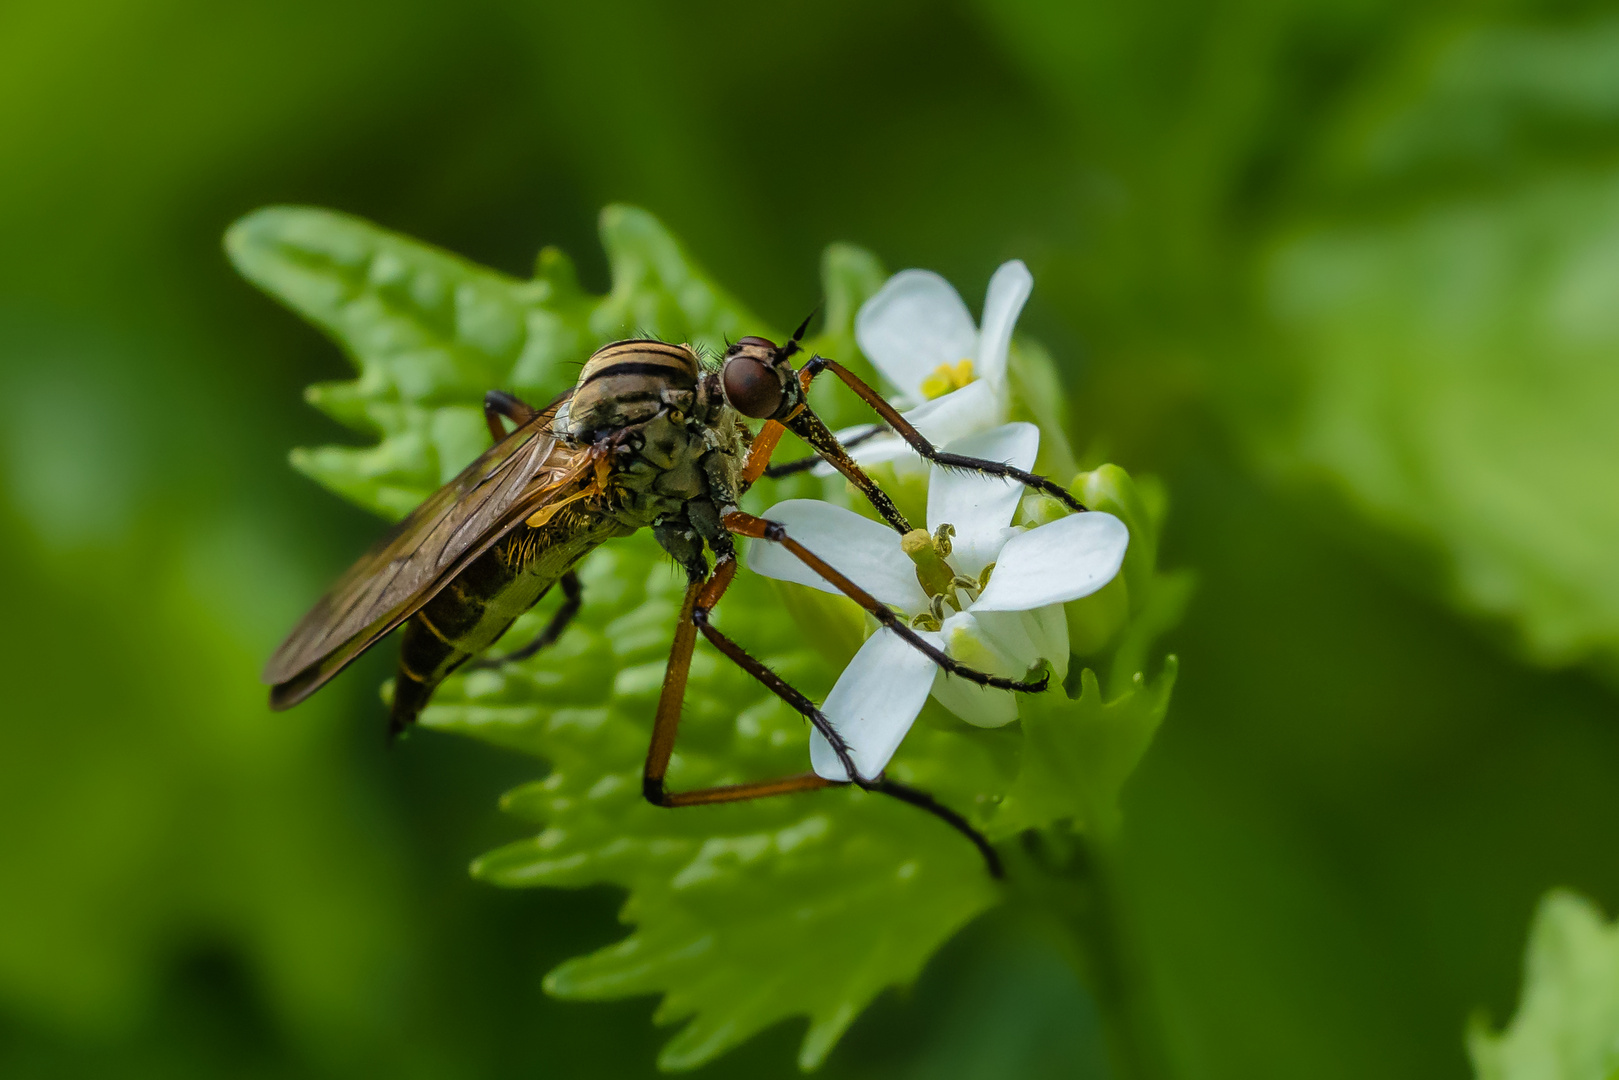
{"left": 900, "top": 524, "right": 996, "bottom": 631}
{"left": 919, "top": 358, "right": 976, "bottom": 400}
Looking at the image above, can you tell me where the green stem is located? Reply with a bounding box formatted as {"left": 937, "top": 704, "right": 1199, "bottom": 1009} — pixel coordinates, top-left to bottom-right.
{"left": 1011, "top": 831, "right": 1170, "bottom": 1080}
{"left": 1081, "top": 839, "right": 1169, "bottom": 1080}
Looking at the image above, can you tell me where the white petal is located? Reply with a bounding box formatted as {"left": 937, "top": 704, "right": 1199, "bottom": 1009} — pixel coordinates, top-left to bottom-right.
{"left": 906, "top": 376, "right": 1004, "bottom": 443}
{"left": 810, "top": 628, "right": 939, "bottom": 780}
{"left": 972, "top": 511, "right": 1129, "bottom": 612}
{"left": 971, "top": 609, "right": 1043, "bottom": 668}
{"left": 926, "top": 422, "right": 1040, "bottom": 576}
{"left": 838, "top": 430, "right": 911, "bottom": 469}
{"left": 975, "top": 260, "right": 1032, "bottom": 388}
{"left": 855, "top": 270, "right": 978, "bottom": 397}
{"left": 1024, "top": 604, "right": 1071, "bottom": 683}
{"left": 930, "top": 611, "right": 1022, "bottom": 728}
{"left": 746, "top": 499, "right": 928, "bottom": 612}
{"left": 968, "top": 606, "right": 1069, "bottom": 684}
{"left": 844, "top": 380, "right": 1006, "bottom": 473}
{"left": 930, "top": 670, "right": 1019, "bottom": 728}
{"left": 939, "top": 610, "right": 1025, "bottom": 675}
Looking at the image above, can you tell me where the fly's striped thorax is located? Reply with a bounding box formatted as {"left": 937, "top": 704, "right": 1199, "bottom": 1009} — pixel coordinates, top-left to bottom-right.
{"left": 565, "top": 340, "right": 701, "bottom": 441}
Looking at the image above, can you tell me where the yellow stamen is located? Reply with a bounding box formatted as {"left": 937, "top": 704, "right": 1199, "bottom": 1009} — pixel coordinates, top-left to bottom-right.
{"left": 901, "top": 529, "right": 956, "bottom": 598}
{"left": 919, "top": 358, "right": 976, "bottom": 400}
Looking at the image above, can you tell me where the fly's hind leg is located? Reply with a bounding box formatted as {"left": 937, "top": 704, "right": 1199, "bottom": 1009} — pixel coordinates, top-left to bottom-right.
{"left": 640, "top": 551, "right": 1004, "bottom": 878}
{"left": 467, "top": 570, "right": 583, "bottom": 670}
{"left": 484, "top": 390, "right": 538, "bottom": 442}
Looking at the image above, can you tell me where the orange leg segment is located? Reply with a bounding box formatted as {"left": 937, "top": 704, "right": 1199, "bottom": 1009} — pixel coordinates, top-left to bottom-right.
{"left": 641, "top": 555, "right": 859, "bottom": 806}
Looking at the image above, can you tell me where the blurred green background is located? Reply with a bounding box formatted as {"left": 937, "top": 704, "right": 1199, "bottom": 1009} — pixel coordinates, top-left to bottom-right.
{"left": 4, "top": 1, "right": 1619, "bottom": 1077}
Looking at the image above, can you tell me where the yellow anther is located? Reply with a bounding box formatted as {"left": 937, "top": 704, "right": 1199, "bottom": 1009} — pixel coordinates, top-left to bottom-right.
{"left": 920, "top": 358, "right": 976, "bottom": 400}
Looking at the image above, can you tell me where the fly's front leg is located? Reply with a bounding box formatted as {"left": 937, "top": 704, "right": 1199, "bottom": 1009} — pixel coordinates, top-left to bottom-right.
{"left": 738, "top": 420, "right": 790, "bottom": 492}
{"left": 725, "top": 510, "right": 1050, "bottom": 694}
{"left": 795, "top": 356, "right": 1090, "bottom": 515}
{"left": 761, "top": 425, "right": 884, "bottom": 479}
{"left": 483, "top": 390, "right": 538, "bottom": 442}
{"left": 733, "top": 360, "right": 909, "bottom": 533}
{"left": 781, "top": 406, "right": 911, "bottom": 533}
{"left": 467, "top": 570, "right": 583, "bottom": 670}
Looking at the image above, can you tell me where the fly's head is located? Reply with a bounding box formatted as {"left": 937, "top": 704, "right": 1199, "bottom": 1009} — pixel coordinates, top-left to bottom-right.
{"left": 716, "top": 335, "right": 807, "bottom": 422}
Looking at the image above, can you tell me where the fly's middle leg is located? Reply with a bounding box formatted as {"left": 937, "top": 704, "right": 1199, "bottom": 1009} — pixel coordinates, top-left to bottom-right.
{"left": 639, "top": 547, "right": 1004, "bottom": 877}
{"left": 483, "top": 390, "right": 539, "bottom": 442}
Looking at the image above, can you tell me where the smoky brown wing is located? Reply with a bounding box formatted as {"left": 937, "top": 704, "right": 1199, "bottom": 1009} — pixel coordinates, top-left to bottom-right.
{"left": 263, "top": 407, "right": 585, "bottom": 707}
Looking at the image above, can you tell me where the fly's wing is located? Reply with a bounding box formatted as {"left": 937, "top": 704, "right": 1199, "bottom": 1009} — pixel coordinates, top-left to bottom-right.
{"left": 263, "top": 402, "right": 590, "bottom": 709}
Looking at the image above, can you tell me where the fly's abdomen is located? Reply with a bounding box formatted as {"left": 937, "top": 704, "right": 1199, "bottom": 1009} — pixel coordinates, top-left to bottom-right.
{"left": 389, "top": 515, "right": 628, "bottom": 733}
{"left": 391, "top": 546, "right": 511, "bottom": 734}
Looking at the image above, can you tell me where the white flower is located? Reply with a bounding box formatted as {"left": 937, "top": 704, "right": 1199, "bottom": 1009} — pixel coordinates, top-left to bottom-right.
{"left": 834, "top": 260, "right": 1033, "bottom": 467}
{"left": 749, "top": 422, "right": 1129, "bottom": 781}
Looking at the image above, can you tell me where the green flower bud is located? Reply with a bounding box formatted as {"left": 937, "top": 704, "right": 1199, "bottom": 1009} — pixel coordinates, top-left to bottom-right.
{"left": 1065, "top": 573, "right": 1131, "bottom": 656}
{"left": 1070, "top": 463, "right": 1157, "bottom": 614}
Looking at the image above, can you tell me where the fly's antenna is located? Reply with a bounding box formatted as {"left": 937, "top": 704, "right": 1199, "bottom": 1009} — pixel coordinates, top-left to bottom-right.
{"left": 791, "top": 309, "right": 816, "bottom": 343}
{"left": 780, "top": 307, "right": 818, "bottom": 362}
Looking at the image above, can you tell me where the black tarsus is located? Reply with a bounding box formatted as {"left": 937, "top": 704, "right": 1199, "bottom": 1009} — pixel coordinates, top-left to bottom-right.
{"left": 870, "top": 777, "right": 1004, "bottom": 878}
{"left": 928, "top": 449, "right": 1088, "bottom": 516}
{"left": 689, "top": 595, "right": 1003, "bottom": 878}
{"left": 689, "top": 592, "right": 863, "bottom": 787}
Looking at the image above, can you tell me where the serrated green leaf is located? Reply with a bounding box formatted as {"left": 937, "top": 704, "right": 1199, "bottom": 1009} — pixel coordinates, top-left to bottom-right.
{"left": 993, "top": 662, "right": 1178, "bottom": 842}
{"left": 240, "top": 205, "right": 1182, "bottom": 1070}
{"left": 441, "top": 534, "right": 1001, "bottom": 1070}
{"left": 1469, "top": 889, "right": 1619, "bottom": 1080}
{"left": 593, "top": 205, "right": 764, "bottom": 351}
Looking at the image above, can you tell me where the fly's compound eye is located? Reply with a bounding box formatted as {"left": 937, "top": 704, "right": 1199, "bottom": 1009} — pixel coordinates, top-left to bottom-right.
{"left": 733, "top": 335, "right": 778, "bottom": 352}
{"left": 721, "top": 356, "right": 785, "bottom": 419}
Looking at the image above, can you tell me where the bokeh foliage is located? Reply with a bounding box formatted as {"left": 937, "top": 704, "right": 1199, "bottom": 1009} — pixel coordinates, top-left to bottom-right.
{"left": 1469, "top": 890, "right": 1619, "bottom": 1080}
{"left": 4, "top": 1, "right": 1619, "bottom": 1078}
